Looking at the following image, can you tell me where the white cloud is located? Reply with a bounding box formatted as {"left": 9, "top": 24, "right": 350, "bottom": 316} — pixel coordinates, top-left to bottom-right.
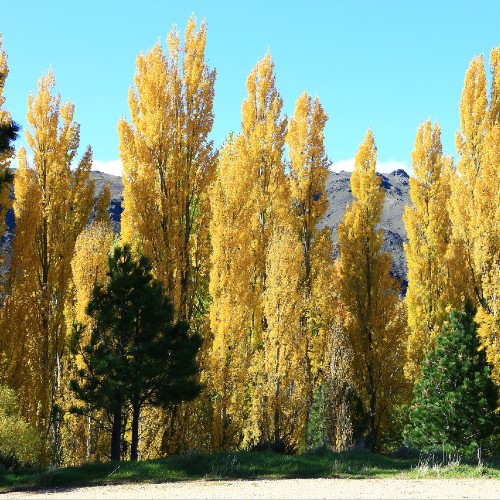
{"left": 330, "top": 158, "right": 355, "bottom": 172}
{"left": 330, "top": 158, "right": 411, "bottom": 175}
{"left": 92, "top": 159, "right": 123, "bottom": 177}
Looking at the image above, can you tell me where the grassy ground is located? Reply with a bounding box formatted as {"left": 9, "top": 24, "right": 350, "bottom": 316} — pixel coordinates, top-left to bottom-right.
{"left": 1, "top": 449, "right": 499, "bottom": 492}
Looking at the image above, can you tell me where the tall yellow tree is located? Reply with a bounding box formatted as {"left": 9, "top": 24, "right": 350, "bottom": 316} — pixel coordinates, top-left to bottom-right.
{"left": 286, "top": 91, "right": 332, "bottom": 384}
{"left": 239, "top": 52, "right": 288, "bottom": 354}
{"left": 284, "top": 91, "right": 339, "bottom": 450}
{"left": 451, "top": 48, "right": 500, "bottom": 385}
{"left": 250, "top": 223, "right": 308, "bottom": 452}
{"left": 475, "top": 121, "right": 500, "bottom": 384}
{"left": 403, "top": 121, "right": 457, "bottom": 381}
{"left": 119, "top": 15, "right": 215, "bottom": 324}
{"left": 336, "top": 130, "right": 408, "bottom": 452}
{"left": 209, "top": 53, "right": 289, "bottom": 450}
{"left": 451, "top": 54, "right": 488, "bottom": 304}
{"left": 209, "top": 137, "right": 256, "bottom": 450}
{"left": 118, "top": 15, "right": 216, "bottom": 455}
{"left": 0, "top": 72, "right": 95, "bottom": 452}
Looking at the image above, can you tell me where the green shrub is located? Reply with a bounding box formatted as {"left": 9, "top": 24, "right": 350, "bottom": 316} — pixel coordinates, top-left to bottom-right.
{"left": 0, "top": 385, "right": 43, "bottom": 468}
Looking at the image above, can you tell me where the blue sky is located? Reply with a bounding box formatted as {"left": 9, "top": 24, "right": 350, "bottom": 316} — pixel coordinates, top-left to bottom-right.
{"left": 2, "top": 1, "right": 500, "bottom": 176}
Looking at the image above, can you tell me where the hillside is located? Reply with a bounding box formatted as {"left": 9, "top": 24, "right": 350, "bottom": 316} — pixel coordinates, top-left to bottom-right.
{"left": 320, "top": 168, "right": 410, "bottom": 286}
{"left": 3, "top": 168, "right": 411, "bottom": 286}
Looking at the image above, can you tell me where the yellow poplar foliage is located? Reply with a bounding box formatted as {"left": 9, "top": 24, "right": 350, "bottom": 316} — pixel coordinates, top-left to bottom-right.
{"left": 248, "top": 224, "right": 308, "bottom": 452}
{"left": 403, "top": 121, "right": 457, "bottom": 381}
{"left": 336, "top": 130, "right": 408, "bottom": 451}
{"left": 324, "top": 316, "right": 356, "bottom": 451}
{"left": 59, "top": 221, "right": 114, "bottom": 465}
{"left": 119, "top": 15, "right": 215, "bottom": 323}
{"left": 0, "top": 71, "right": 95, "bottom": 437}
{"left": 451, "top": 48, "right": 500, "bottom": 385}
{"left": 210, "top": 53, "right": 289, "bottom": 450}
{"left": 475, "top": 121, "right": 500, "bottom": 382}
{"left": 288, "top": 92, "right": 330, "bottom": 239}
{"left": 209, "top": 137, "right": 255, "bottom": 449}
{"left": 119, "top": 16, "right": 216, "bottom": 456}
{"left": 71, "top": 221, "right": 114, "bottom": 326}
{"left": 286, "top": 91, "right": 332, "bottom": 384}
{"left": 240, "top": 52, "right": 288, "bottom": 349}
{"left": 0, "top": 36, "right": 14, "bottom": 245}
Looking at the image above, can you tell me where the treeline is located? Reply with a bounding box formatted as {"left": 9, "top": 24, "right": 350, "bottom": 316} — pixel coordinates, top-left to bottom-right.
{"left": 0, "top": 18, "right": 498, "bottom": 466}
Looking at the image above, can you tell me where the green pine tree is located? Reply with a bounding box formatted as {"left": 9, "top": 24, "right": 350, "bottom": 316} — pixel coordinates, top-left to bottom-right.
{"left": 0, "top": 119, "right": 19, "bottom": 156}
{"left": 70, "top": 244, "right": 202, "bottom": 461}
{"left": 405, "top": 302, "right": 498, "bottom": 458}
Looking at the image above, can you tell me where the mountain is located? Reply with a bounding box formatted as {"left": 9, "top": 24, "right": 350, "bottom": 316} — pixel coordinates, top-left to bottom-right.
{"left": 320, "top": 168, "right": 410, "bottom": 287}
{"left": 3, "top": 168, "right": 411, "bottom": 287}
{"left": 90, "top": 171, "right": 124, "bottom": 233}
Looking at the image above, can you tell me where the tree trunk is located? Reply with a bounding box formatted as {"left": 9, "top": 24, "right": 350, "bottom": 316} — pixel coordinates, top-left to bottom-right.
{"left": 111, "top": 407, "right": 122, "bottom": 461}
{"left": 130, "top": 403, "right": 140, "bottom": 461}
{"left": 366, "top": 364, "right": 377, "bottom": 452}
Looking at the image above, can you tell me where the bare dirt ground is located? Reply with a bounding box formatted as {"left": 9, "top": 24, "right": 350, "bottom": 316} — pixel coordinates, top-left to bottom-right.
{"left": 5, "top": 478, "right": 500, "bottom": 499}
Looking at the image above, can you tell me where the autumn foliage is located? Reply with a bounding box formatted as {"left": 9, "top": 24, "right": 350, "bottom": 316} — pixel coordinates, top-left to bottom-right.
{"left": 0, "top": 18, "right": 498, "bottom": 465}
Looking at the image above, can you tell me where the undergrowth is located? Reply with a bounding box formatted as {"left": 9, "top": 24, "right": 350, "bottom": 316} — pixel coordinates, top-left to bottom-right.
{"left": 1, "top": 449, "right": 498, "bottom": 492}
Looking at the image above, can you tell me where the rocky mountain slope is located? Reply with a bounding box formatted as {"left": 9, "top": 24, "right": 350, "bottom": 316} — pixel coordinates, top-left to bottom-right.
{"left": 3, "top": 168, "right": 411, "bottom": 287}
{"left": 320, "top": 169, "right": 410, "bottom": 287}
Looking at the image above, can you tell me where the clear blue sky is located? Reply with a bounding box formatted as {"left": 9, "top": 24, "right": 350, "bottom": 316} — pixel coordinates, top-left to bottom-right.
{"left": 2, "top": 1, "right": 500, "bottom": 175}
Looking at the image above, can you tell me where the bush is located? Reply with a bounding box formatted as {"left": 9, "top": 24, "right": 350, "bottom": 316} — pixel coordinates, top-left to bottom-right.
{"left": 0, "top": 384, "right": 43, "bottom": 468}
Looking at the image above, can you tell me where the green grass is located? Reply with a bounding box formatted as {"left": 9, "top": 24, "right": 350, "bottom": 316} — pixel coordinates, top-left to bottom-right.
{"left": 1, "top": 449, "right": 499, "bottom": 492}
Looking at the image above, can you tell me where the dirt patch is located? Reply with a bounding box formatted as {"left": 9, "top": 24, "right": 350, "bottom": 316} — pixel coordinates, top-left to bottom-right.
{"left": 7, "top": 478, "right": 500, "bottom": 499}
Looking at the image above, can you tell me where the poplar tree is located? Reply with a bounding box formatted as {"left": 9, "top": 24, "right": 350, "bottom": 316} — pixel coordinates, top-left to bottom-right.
{"left": 209, "top": 137, "right": 256, "bottom": 449}
{"left": 404, "top": 121, "right": 457, "bottom": 381}
{"left": 336, "top": 130, "right": 408, "bottom": 452}
{"left": 254, "top": 223, "right": 308, "bottom": 452}
{"left": 246, "top": 91, "right": 336, "bottom": 452}
{"left": 451, "top": 48, "right": 500, "bottom": 386}
{"left": 0, "top": 72, "right": 95, "bottom": 453}
{"left": 118, "top": 17, "right": 215, "bottom": 453}
{"left": 239, "top": 52, "right": 288, "bottom": 354}
{"left": 286, "top": 91, "right": 332, "bottom": 384}
{"left": 119, "top": 15, "right": 215, "bottom": 324}
{"left": 285, "top": 91, "right": 337, "bottom": 450}
{"left": 209, "top": 53, "right": 289, "bottom": 450}
{"left": 473, "top": 48, "right": 500, "bottom": 385}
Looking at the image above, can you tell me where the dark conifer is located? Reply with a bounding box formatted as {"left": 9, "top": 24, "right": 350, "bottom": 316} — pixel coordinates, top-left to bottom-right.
{"left": 405, "top": 302, "right": 498, "bottom": 458}
{"left": 70, "top": 244, "right": 202, "bottom": 461}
